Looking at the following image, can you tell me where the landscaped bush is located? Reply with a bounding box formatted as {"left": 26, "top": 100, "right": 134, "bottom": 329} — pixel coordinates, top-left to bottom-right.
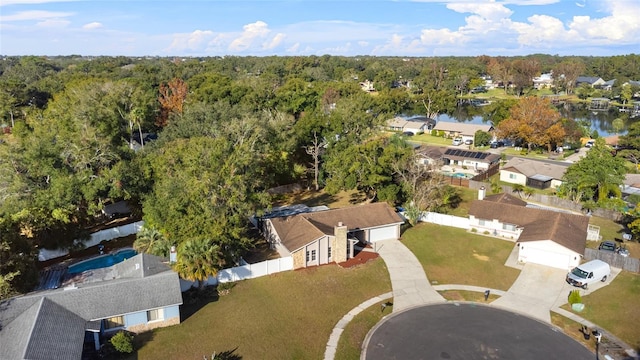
{"left": 568, "top": 290, "right": 582, "bottom": 305}
{"left": 110, "top": 331, "right": 134, "bottom": 354}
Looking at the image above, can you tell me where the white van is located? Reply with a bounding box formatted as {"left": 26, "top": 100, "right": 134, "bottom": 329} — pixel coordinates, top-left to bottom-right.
{"left": 566, "top": 260, "right": 611, "bottom": 289}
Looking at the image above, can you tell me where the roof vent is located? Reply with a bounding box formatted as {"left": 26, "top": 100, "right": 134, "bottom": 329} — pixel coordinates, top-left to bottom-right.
{"left": 338, "top": 222, "right": 343, "bottom": 227}
{"left": 63, "top": 284, "right": 77, "bottom": 291}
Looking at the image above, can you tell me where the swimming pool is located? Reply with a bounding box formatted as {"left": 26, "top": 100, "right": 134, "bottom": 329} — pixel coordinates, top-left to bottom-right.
{"left": 443, "top": 172, "right": 474, "bottom": 179}
{"left": 68, "top": 248, "right": 137, "bottom": 274}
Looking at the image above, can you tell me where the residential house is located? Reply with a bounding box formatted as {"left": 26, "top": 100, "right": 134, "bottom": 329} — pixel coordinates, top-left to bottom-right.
{"left": 601, "top": 79, "right": 616, "bottom": 91}
{"left": 263, "top": 202, "right": 404, "bottom": 269}
{"left": 415, "top": 145, "right": 446, "bottom": 166}
{"left": 0, "top": 253, "right": 182, "bottom": 359}
{"left": 533, "top": 73, "right": 554, "bottom": 90}
{"left": 622, "top": 173, "right": 640, "bottom": 197}
{"left": 442, "top": 148, "right": 500, "bottom": 171}
{"left": 468, "top": 191, "right": 588, "bottom": 270}
{"left": 359, "top": 80, "right": 375, "bottom": 92}
{"left": 432, "top": 122, "right": 493, "bottom": 143}
{"left": 386, "top": 116, "right": 435, "bottom": 135}
{"left": 500, "top": 157, "right": 569, "bottom": 189}
{"left": 576, "top": 76, "right": 605, "bottom": 87}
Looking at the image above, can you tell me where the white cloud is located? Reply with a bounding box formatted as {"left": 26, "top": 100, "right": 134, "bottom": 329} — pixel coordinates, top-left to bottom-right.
{"left": 229, "top": 21, "right": 271, "bottom": 51}
{"left": 0, "top": 10, "right": 73, "bottom": 22}
{"left": 0, "top": 0, "right": 78, "bottom": 6}
{"left": 36, "top": 18, "right": 69, "bottom": 28}
{"left": 447, "top": 2, "right": 513, "bottom": 21}
{"left": 166, "top": 29, "right": 217, "bottom": 53}
{"left": 420, "top": 28, "right": 466, "bottom": 45}
{"left": 264, "top": 32, "right": 285, "bottom": 50}
{"left": 83, "top": 22, "right": 102, "bottom": 30}
{"left": 286, "top": 43, "right": 300, "bottom": 53}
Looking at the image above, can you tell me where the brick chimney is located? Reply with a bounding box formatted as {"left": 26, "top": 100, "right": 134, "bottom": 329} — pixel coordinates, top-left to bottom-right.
{"left": 333, "top": 222, "right": 348, "bottom": 263}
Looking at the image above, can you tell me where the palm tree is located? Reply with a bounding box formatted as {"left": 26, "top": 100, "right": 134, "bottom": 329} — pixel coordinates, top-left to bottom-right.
{"left": 512, "top": 184, "right": 524, "bottom": 198}
{"left": 133, "top": 226, "right": 170, "bottom": 257}
{"left": 174, "top": 238, "right": 223, "bottom": 289}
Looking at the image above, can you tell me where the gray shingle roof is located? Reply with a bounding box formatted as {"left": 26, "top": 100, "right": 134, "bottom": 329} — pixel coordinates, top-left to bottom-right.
{"left": 0, "top": 253, "right": 182, "bottom": 360}
{"left": 432, "top": 122, "right": 493, "bottom": 136}
{"left": 501, "top": 157, "right": 569, "bottom": 180}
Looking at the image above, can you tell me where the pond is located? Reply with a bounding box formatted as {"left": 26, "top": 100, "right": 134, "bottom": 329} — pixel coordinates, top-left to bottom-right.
{"left": 422, "top": 102, "right": 632, "bottom": 138}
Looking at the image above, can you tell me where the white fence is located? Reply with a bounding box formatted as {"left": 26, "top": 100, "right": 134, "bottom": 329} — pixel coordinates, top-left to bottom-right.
{"left": 419, "top": 212, "right": 469, "bottom": 229}
{"left": 180, "top": 256, "right": 294, "bottom": 291}
{"left": 38, "top": 221, "right": 145, "bottom": 261}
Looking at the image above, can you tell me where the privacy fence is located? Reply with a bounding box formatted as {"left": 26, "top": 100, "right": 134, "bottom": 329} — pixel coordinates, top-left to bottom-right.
{"left": 584, "top": 248, "right": 640, "bottom": 273}
{"left": 38, "top": 221, "right": 144, "bottom": 261}
{"left": 179, "top": 256, "right": 294, "bottom": 291}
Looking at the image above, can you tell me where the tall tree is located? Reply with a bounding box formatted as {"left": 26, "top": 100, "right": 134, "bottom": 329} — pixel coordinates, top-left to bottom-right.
{"left": 174, "top": 238, "right": 223, "bottom": 289}
{"left": 552, "top": 60, "right": 585, "bottom": 95}
{"left": 497, "top": 97, "right": 566, "bottom": 152}
{"left": 559, "top": 138, "right": 626, "bottom": 203}
{"left": 156, "top": 77, "right": 188, "bottom": 127}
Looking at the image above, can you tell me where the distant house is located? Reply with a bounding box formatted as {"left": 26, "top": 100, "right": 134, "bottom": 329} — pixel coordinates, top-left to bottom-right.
{"left": 432, "top": 122, "right": 493, "bottom": 143}
{"left": 263, "top": 203, "right": 404, "bottom": 269}
{"left": 0, "top": 253, "right": 182, "bottom": 360}
{"left": 386, "top": 116, "right": 435, "bottom": 135}
{"left": 622, "top": 174, "right": 640, "bottom": 197}
{"left": 500, "top": 157, "right": 569, "bottom": 189}
{"left": 415, "top": 145, "right": 447, "bottom": 166}
{"left": 533, "top": 73, "right": 554, "bottom": 89}
{"left": 359, "top": 80, "right": 375, "bottom": 92}
{"left": 601, "top": 79, "right": 616, "bottom": 91}
{"left": 468, "top": 192, "right": 588, "bottom": 270}
{"left": 576, "top": 76, "right": 605, "bottom": 87}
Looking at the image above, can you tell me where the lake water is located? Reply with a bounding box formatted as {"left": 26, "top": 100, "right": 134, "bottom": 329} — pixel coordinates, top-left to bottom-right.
{"left": 429, "top": 103, "right": 631, "bottom": 138}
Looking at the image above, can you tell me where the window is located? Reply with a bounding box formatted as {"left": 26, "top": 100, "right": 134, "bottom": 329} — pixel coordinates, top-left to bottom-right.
{"left": 147, "top": 309, "right": 164, "bottom": 322}
{"left": 509, "top": 173, "right": 517, "bottom": 179}
{"left": 311, "top": 250, "right": 317, "bottom": 261}
{"left": 478, "top": 219, "right": 486, "bottom": 226}
{"left": 104, "top": 316, "right": 125, "bottom": 330}
{"left": 328, "top": 246, "right": 332, "bottom": 260}
{"left": 502, "top": 224, "right": 516, "bottom": 231}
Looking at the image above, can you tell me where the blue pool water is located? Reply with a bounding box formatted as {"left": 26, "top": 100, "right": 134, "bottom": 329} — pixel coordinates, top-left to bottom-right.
{"left": 68, "top": 249, "right": 137, "bottom": 274}
{"left": 443, "top": 172, "right": 473, "bottom": 179}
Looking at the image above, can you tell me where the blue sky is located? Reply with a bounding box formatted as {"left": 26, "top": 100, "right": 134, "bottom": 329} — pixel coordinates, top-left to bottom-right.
{"left": 1, "top": 0, "right": 639, "bottom": 56}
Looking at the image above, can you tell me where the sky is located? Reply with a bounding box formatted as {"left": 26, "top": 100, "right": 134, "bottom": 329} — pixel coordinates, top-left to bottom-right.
{"left": 1, "top": 0, "right": 639, "bottom": 57}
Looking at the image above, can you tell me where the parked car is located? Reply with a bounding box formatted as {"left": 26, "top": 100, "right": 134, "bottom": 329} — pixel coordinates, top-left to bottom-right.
{"left": 464, "top": 139, "right": 473, "bottom": 145}
{"left": 452, "top": 137, "right": 463, "bottom": 146}
{"left": 402, "top": 131, "right": 414, "bottom": 136}
{"left": 490, "top": 140, "right": 504, "bottom": 148}
{"left": 598, "top": 241, "right": 616, "bottom": 252}
{"left": 566, "top": 259, "right": 610, "bottom": 289}
{"left": 470, "top": 86, "right": 487, "bottom": 93}
{"left": 585, "top": 139, "right": 595, "bottom": 148}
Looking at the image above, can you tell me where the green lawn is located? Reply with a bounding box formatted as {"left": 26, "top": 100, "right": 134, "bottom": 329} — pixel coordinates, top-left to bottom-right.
{"left": 133, "top": 260, "right": 391, "bottom": 360}
{"left": 561, "top": 271, "right": 640, "bottom": 350}
{"left": 402, "top": 223, "right": 520, "bottom": 291}
{"left": 335, "top": 300, "right": 388, "bottom": 360}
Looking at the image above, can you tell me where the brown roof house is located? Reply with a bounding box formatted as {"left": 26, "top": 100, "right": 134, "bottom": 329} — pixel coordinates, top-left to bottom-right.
{"left": 263, "top": 203, "right": 404, "bottom": 269}
{"left": 468, "top": 189, "right": 588, "bottom": 270}
{"left": 432, "top": 122, "right": 493, "bottom": 143}
{"left": 500, "top": 157, "right": 569, "bottom": 189}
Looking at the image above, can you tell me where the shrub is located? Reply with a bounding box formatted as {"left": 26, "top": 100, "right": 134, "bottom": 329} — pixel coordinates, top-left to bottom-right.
{"left": 470, "top": 228, "right": 477, "bottom": 233}
{"left": 110, "top": 331, "right": 134, "bottom": 354}
{"left": 568, "top": 290, "right": 582, "bottom": 305}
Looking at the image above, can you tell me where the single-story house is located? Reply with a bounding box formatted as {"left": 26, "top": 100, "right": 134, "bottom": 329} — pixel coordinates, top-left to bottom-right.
{"left": 601, "top": 79, "right": 616, "bottom": 91}
{"left": 500, "top": 157, "right": 569, "bottom": 189}
{"left": 442, "top": 148, "right": 500, "bottom": 171}
{"left": 263, "top": 202, "right": 404, "bottom": 269}
{"left": 576, "top": 76, "right": 605, "bottom": 87}
{"left": 432, "top": 122, "right": 494, "bottom": 143}
{"left": 0, "top": 253, "right": 182, "bottom": 359}
{"left": 533, "top": 73, "right": 554, "bottom": 89}
{"left": 415, "top": 145, "right": 446, "bottom": 166}
{"left": 386, "top": 117, "right": 435, "bottom": 135}
{"left": 469, "top": 191, "right": 588, "bottom": 270}
{"left": 622, "top": 173, "right": 640, "bottom": 197}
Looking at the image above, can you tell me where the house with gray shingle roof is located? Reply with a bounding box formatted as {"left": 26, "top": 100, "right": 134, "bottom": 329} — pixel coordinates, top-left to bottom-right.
{"left": 469, "top": 192, "right": 588, "bottom": 270}
{"left": 0, "top": 253, "right": 182, "bottom": 360}
{"left": 263, "top": 202, "right": 404, "bottom": 269}
{"left": 432, "top": 121, "right": 493, "bottom": 143}
{"left": 500, "top": 157, "right": 569, "bottom": 189}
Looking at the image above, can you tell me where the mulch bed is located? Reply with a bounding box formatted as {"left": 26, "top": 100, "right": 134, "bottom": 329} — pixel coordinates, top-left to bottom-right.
{"left": 338, "top": 249, "right": 379, "bottom": 268}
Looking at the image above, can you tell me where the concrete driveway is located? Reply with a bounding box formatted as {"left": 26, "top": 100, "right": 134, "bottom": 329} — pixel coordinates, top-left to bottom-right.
{"left": 492, "top": 263, "right": 568, "bottom": 323}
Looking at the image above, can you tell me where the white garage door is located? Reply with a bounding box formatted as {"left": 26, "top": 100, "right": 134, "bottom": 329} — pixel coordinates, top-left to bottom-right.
{"left": 369, "top": 226, "right": 398, "bottom": 242}
{"left": 521, "top": 246, "right": 571, "bottom": 270}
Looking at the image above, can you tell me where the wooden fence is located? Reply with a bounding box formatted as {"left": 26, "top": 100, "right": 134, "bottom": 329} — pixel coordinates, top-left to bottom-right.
{"left": 584, "top": 248, "right": 640, "bottom": 273}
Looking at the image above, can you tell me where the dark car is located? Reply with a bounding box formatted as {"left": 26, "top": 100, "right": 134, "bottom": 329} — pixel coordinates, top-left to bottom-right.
{"left": 490, "top": 141, "right": 504, "bottom": 148}
{"left": 470, "top": 86, "right": 487, "bottom": 93}
{"left": 402, "top": 131, "right": 414, "bottom": 136}
{"left": 598, "top": 241, "right": 616, "bottom": 252}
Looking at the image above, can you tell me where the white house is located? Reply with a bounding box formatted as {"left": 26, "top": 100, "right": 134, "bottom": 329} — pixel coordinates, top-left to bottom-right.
{"left": 432, "top": 122, "right": 493, "bottom": 143}
{"left": 468, "top": 192, "right": 588, "bottom": 270}
{"left": 386, "top": 117, "right": 434, "bottom": 135}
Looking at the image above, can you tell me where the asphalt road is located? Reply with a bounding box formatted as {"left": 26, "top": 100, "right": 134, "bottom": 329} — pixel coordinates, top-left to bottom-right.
{"left": 363, "top": 303, "right": 595, "bottom": 360}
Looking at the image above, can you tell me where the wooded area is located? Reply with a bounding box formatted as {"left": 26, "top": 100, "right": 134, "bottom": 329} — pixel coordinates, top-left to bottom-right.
{"left": 1, "top": 54, "right": 640, "bottom": 298}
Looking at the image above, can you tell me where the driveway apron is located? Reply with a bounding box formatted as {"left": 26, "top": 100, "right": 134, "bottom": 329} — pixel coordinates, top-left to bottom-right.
{"left": 492, "top": 263, "right": 567, "bottom": 323}
{"left": 374, "top": 239, "right": 445, "bottom": 312}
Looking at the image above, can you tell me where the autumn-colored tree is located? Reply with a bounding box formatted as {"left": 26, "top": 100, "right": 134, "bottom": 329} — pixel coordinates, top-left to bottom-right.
{"left": 156, "top": 78, "right": 188, "bottom": 127}
{"left": 511, "top": 59, "right": 540, "bottom": 96}
{"left": 487, "top": 57, "right": 512, "bottom": 94}
{"left": 497, "top": 97, "right": 565, "bottom": 152}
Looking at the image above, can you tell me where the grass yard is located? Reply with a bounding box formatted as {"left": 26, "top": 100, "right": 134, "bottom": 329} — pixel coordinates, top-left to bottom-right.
{"left": 402, "top": 223, "right": 520, "bottom": 290}
{"left": 273, "top": 189, "right": 367, "bottom": 209}
{"left": 561, "top": 271, "right": 640, "bottom": 350}
{"left": 133, "top": 259, "right": 391, "bottom": 360}
{"left": 448, "top": 186, "right": 480, "bottom": 217}
{"left": 335, "top": 300, "right": 389, "bottom": 360}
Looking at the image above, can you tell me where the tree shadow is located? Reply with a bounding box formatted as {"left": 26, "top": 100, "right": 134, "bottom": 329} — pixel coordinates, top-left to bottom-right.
{"left": 180, "top": 286, "right": 221, "bottom": 322}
